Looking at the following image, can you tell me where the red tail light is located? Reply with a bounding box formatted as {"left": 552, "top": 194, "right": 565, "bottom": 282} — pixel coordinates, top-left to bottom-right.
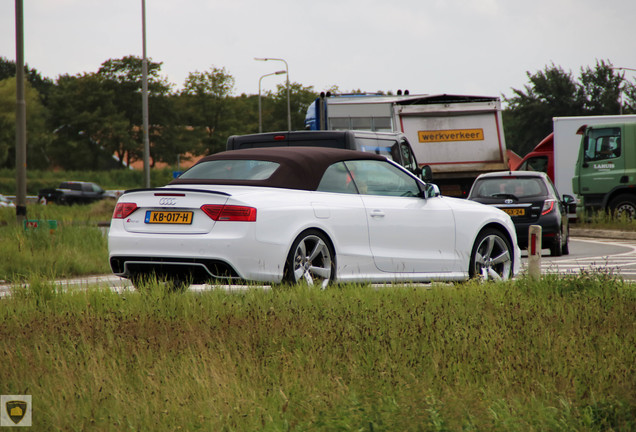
{"left": 201, "top": 205, "right": 257, "bottom": 222}
{"left": 541, "top": 199, "right": 555, "bottom": 215}
{"left": 113, "top": 202, "right": 138, "bottom": 219}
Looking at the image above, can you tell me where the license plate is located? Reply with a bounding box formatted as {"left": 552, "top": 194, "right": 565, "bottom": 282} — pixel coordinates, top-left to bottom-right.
{"left": 502, "top": 208, "right": 525, "bottom": 216}
{"left": 145, "top": 210, "right": 193, "bottom": 224}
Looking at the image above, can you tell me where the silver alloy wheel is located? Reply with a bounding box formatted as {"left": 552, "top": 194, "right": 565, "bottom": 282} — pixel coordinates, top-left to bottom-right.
{"left": 473, "top": 233, "right": 512, "bottom": 281}
{"left": 291, "top": 234, "right": 333, "bottom": 289}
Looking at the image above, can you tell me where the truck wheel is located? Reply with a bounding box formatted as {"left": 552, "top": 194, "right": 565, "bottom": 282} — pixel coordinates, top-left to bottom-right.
{"left": 609, "top": 194, "right": 636, "bottom": 221}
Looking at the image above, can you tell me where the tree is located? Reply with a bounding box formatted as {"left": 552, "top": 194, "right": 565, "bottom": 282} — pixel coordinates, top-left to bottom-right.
{"left": 622, "top": 77, "right": 636, "bottom": 114}
{"left": 45, "top": 56, "right": 177, "bottom": 170}
{"left": 46, "top": 73, "right": 131, "bottom": 169}
{"left": 578, "top": 59, "right": 622, "bottom": 115}
{"left": 503, "top": 60, "right": 630, "bottom": 157}
{"left": 265, "top": 82, "right": 318, "bottom": 132}
{"left": 180, "top": 66, "right": 235, "bottom": 154}
{"left": 0, "top": 77, "right": 50, "bottom": 169}
{"left": 503, "top": 64, "right": 582, "bottom": 156}
{"left": 0, "top": 56, "right": 53, "bottom": 104}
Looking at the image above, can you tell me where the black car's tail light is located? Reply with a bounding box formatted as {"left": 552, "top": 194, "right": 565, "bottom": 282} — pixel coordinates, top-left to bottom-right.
{"left": 541, "top": 199, "right": 556, "bottom": 215}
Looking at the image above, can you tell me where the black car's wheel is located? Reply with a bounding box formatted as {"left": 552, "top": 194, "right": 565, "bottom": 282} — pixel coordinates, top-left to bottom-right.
{"left": 550, "top": 232, "right": 563, "bottom": 257}
{"left": 284, "top": 229, "right": 335, "bottom": 288}
{"left": 469, "top": 228, "right": 513, "bottom": 281}
{"left": 561, "top": 229, "right": 570, "bottom": 255}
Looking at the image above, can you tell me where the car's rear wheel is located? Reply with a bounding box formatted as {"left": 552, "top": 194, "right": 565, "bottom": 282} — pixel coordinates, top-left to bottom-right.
{"left": 550, "top": 232, "right": 563, "bottom": 257}
{"left": 284, "top": 229, "right": 335, "bottom": 288}
{"left": 469, "top": 228, "right": 513, "bottom": 281}
{"left": 561, "top": 229, "right": 570, "bottom": 255}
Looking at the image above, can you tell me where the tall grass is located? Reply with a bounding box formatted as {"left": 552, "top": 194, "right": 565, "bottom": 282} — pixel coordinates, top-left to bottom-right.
{"left": 0, "top": 202, "right": 113, "bottom": 282}
{"left": 575, "top": 209, "right": 636, "bottom": 232}
{"left": 0, "top": 275, "right": 633, "bottom": 430}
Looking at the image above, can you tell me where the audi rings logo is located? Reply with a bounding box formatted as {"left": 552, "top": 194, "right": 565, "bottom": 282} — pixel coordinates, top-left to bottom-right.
{"left": 159, "top": 197, "right": 177, "bottom": 206}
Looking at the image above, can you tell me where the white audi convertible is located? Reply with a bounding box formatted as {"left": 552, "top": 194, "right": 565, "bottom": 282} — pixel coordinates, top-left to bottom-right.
{"left": 108, "top": 147, "right": 520, "bottom": 289}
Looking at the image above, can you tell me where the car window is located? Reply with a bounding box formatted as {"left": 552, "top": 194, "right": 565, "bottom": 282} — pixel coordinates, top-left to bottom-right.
{"left": 519, "top": 156, "right": 548, "bottom": 174}
{"left": 399, "top": 141, "right": 418, "bottom": 172}
{"left": 355, "top": 138, "right": 400, "bottom": 162}
{"left": 317, "top": 162, "right": 358, "bottom": 194}
{"left": 584, "top": 127, "right": 621, "bottom": 161}
{"left": 179, "top": 160, "right": 280, "bottom": 180}
{"left": 473, "top": 177, "right": 548, "bottom": 199}
{"left": 343, "top": 159, "right": 421, "bottom": 197}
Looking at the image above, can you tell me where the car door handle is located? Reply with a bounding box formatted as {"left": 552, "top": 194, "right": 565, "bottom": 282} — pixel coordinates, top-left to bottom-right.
{"left": 370, "top": 210, "right": 385, "bottom": 218}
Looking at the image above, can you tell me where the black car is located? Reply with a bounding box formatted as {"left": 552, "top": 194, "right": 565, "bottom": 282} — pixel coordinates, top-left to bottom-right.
{"left": 468, "top": 171, "right": 576, "bottom": 256}
{"left": 38, "top": 181, "right": 107, "bottom": 205}
{"left": 226, "top": 130, "right": 432, "bottom": 181}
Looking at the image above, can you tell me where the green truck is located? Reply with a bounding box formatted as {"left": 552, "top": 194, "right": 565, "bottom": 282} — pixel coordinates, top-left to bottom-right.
{"left": 573, "top": 121, "right": 636, "bottom": 219}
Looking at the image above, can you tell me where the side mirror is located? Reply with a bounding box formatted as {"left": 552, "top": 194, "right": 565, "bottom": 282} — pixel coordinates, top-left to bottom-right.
{"left": 562, "top": 194, "right": 577, "bottom": 213}
{"left": 424, "top": 183, "right": 441, "bottom": 199}
{"left": 421, "top": 165, "right": 433, "bottom": 182}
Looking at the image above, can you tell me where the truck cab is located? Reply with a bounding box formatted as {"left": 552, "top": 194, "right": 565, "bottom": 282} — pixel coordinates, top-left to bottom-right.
{"left": 514, "top": 133, "right": 554, "bottom": 182}
{"left": 573, "top": 123, "right": 636, "bottom": 219}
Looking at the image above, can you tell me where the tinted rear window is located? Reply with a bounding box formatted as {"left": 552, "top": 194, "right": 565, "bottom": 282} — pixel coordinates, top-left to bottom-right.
{"left": 236, "top": 139, "right": 345, "bottom": 149}
{"left": 179, "top": 160, "right": 280, "bottom": 180}
{"left": 472, "top": 177, "right": 548, "bottom": 198}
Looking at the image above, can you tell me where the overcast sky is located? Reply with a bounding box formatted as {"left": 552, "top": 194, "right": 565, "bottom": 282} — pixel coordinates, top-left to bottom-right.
{"left": 1, "top": 0, "right": 635, "bottom": 99}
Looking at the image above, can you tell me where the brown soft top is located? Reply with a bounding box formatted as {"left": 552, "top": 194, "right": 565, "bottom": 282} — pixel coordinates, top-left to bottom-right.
{"left": 169, "top": 146, "right": 387, "bottom": 191}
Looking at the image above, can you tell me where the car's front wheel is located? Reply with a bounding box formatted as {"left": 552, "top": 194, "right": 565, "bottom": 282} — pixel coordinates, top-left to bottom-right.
{"left": 469, "top": 228, "right": 513, "bottom": 281}
{"left": 284, "top": 229, "right": 335, "bottom": 288}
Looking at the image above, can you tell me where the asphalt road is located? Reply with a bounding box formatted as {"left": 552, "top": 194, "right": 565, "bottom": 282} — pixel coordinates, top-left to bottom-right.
{"left": 528, "top": 236, "right": 636, "bottom": 280}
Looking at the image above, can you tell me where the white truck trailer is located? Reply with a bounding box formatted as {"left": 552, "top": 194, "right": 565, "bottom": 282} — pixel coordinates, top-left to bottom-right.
{"left": 305, "top": 93, "right": 509, "bottom": 197}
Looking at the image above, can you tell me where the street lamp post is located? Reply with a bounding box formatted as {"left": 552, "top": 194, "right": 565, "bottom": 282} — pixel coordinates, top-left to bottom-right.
{"left": 255, "top": 57, "right": 291, "bottom": 131}
{"left": 259, "top": 70, "right": 287, "bottom": 133}
{"left": 610, "top": 66, "right": 636, "bottom": 115}
{"left": 14, "top": 0, "right": 27, "bottom": 224}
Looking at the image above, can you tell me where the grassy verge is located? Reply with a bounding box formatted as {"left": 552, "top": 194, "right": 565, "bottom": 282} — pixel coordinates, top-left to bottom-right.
{"left": 0, "top": 274, "right": 634, "bottom": 431}
{"left": 574, "top": 210, "right": 636, "bottom": 232}
{"left": 0, "top": 201, "right": 114, "bottom": 282}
